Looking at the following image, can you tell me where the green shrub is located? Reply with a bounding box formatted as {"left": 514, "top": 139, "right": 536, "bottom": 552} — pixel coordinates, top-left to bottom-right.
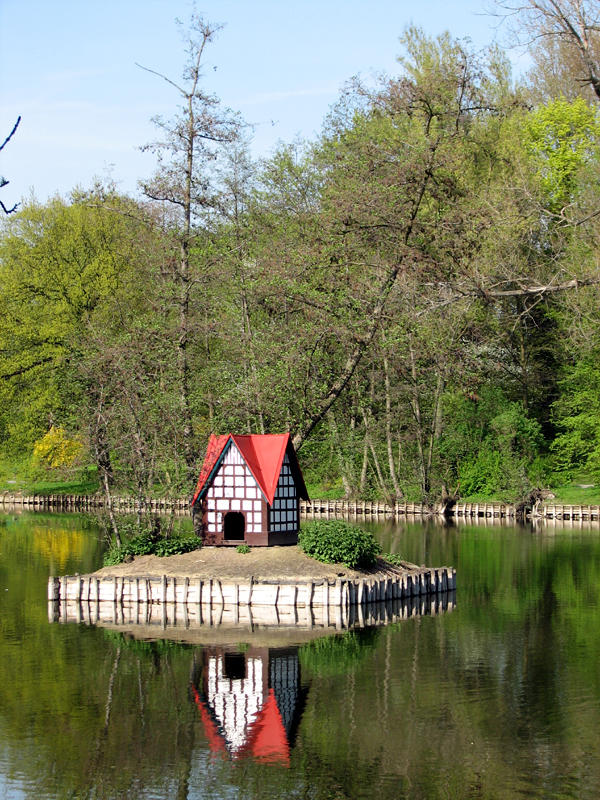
{"left": 236, "top": 544, "right": 251, "bottom": 554}
{"left": 103, "top": 530, "right": 200, "bottom": 566}
{"left": 381, "top": 552, "right": 405, "bottom": 568}
{"left": 298, "top": 520, "right": 381, "bottom": 569}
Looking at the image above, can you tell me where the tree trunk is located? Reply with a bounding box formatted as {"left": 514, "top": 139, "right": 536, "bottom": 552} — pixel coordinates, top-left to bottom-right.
{"left": 383, "top": 352, "right": 402, "bottom": 500}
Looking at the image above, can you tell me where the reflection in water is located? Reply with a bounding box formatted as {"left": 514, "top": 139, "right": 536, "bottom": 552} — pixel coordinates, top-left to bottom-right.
{"left": 191, "top": 646, "right": 305, "bottom": 766}
{"left": 50, "top": 591, "right": 456, "bottom": 634}
{"left": 5, "top": 512, "right": 600, "bottom": 798}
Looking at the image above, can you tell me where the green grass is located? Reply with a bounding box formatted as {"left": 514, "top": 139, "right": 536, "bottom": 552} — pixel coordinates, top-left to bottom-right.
{"left": 0, "top": 462, "right": 100, "bottom": 495}
{"left": 304, "top": 482, "right": 346, "bottom": 500}
{"left": 545, "top": 480, "right": 600, "bottom": 505}
{"left": 462, "top": 475, "right": 600, "bottom": 506}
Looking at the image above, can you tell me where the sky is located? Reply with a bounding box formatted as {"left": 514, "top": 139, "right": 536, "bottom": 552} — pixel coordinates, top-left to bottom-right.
{"left": 0, "top": 0, "right": 520, "bottom": 205}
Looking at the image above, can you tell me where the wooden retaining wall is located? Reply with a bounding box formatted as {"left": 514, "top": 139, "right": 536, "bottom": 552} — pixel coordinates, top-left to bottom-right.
{"left": 452, "top": 502, "right": 516, "bottom": 519}
{"left": 299, "top": 500, "right": 432, "bottom": 518}
{"left": 0, "top": 493, "right": 190, "bottom": 514}
{"left": 4, "top": 493, "right": 599, "bottom": 522}
{"left": 533, "top": 504, "right": 600, "bottom": 521}
{"left": 49, "top": 567, "right": 456, "bottom": 618}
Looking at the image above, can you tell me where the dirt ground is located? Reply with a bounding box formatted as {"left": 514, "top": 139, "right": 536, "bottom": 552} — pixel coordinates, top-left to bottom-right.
{"left": 92, "top": 545, "right": 417, "bottom": 582}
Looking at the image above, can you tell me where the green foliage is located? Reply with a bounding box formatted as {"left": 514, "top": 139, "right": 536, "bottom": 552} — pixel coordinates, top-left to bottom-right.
{"left": 103, "top": 525, "right": 200, "bottom": 566}
{"left": 236, "top": 544, "right": 250, "bottom": 554}
{"left": 526, "top": 96, "right": 600, "bottom": 211}
{"left": 439, "top": 391, "right": 546, "bottom": 500}
{"left": 298, "top": 520, "right": 381, "bottom": 569}
{"left": 551, "top": 349, "right": 600, "bottom": 483}
{"left": 298, "top": 629, "right": 380, "bottom": 677}
{"left": 1, "top": 28, "right": 600, "bottom": 508}
{"left": 381, "top": 552, "right": 406, "bottom": 568}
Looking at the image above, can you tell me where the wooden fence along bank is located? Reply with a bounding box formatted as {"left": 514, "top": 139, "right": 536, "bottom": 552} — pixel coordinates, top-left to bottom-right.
{"left": 48, "top": 566, "right": 457, "bottom": 631}
{"left": 3, "top": 492, "right": 600, "bottom": 520}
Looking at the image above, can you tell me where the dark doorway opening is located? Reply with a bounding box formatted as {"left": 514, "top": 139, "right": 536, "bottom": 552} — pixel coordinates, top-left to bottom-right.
{"left": 223, "top": 511, "right": 245, "bottom": 541}
{"left": 224, "top": 652, "right": 247, "bottom": 680}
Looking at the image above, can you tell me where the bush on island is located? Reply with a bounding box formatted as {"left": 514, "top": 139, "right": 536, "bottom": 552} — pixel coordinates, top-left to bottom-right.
{"left": 298, "top": 519, "right": 381, "bottom": 569}
{"left": 103, "top": 526, "right": 200, "bottom": 566}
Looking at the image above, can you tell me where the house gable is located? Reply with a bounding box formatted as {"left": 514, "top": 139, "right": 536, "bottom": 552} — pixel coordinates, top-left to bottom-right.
{"left": 203, "top": 441, "right": 266, "bottom": 539}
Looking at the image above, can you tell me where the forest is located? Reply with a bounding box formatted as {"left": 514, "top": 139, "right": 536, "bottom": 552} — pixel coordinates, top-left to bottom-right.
{"left": 2, "top": 1, "right": 600, "bottom": 507}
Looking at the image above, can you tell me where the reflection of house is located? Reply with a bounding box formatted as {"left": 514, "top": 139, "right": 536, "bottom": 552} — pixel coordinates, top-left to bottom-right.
{"left": 191, "top": 433, "right": 309, "bottom": 546}
{"left": 191, "top": 646, "right": 306, "bottom": 765}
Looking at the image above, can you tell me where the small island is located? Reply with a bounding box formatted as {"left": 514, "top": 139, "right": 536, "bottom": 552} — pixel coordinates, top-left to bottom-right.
{"left": 48, "top": 542, "right": 456, "bottom": 632}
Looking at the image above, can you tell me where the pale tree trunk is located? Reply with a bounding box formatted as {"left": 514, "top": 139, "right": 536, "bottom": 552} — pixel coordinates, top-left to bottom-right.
{"left": 425, "top": 370, "right": 445, "bottom": 492}
{"left": 360, "top": 407, "right": 388, "bottom": 498}
{"left": 90, "top": 387, "right": 120, "bottom": 547}
{"left": 408, "top": 343, "right": 429, "bottom": 495}
{"left": 139, "top": 20, "right": 240, "bottom": 480}
{"left": 359, "top": 437, "right": 369, "bottom": 494}
{"left": 240, "top": 282, "right": 265, "bottom": 434}
{"left": 327, "top": 410, "right": 353, "bottom": 496}
{"left": 383, "top": 352, "right": 402, "bottom": 500}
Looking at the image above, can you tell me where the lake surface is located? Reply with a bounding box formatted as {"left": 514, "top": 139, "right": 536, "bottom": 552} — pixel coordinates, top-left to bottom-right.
{"left": 1, "top": 511, "right": 600, "bottom": 799}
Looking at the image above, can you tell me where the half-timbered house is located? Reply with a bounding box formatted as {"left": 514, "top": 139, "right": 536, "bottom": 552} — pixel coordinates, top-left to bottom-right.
{"left": 191, "top": 433, "right": 309, "bottom": 546}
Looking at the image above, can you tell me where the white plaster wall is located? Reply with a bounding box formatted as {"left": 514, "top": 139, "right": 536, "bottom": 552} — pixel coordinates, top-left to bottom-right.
{"left": 205, "top": 443, "right": 263, "bottom": 534}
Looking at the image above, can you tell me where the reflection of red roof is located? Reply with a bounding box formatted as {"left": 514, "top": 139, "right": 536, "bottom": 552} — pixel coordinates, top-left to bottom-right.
{"left": 194, "top": 683, "right": 290, "bottom": 766}
{"left": 191, "top": 433, "right": 308, "bottom": 506}
{"left": 239, "top": 688, "right": 290, "bottom": 766}
{"left": 192, "top": 686, "right": 226, "bottom": 756}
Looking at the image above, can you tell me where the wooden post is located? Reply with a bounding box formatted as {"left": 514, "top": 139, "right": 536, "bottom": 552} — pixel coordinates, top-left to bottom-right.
{"left": 47, "top": 576, "right": 60, "bottom": 602}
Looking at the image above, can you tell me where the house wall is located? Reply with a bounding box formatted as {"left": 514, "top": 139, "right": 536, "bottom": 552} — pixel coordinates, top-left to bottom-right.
{"left": 268, "top": 453, "right": 299, "bottom": 537}
{"left": 203, "top": 443, "right": 267, "bottom": 544}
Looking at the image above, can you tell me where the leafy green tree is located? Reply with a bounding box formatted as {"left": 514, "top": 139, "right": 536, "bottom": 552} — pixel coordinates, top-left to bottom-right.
{"left": 139, "top": 15, "right": 242, "bottom": 480}
{"left": 526, "top": 95, "right": 600, "bottom": 212}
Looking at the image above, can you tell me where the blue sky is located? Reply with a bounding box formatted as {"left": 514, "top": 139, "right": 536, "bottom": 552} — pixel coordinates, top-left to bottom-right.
{"left": 0, "top": 0, "right": 519, "bottom": 204}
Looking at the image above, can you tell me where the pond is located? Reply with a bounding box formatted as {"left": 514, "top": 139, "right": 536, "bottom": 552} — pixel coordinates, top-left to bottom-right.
{"left": 1, "top": 511, "right": 600, "bottom": 799}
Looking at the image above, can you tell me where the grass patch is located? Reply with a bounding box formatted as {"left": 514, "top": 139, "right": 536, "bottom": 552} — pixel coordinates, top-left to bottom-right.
{"left": 304, "top": 482, "right": 346, "bottom": 500}
{"left": 0, "top": 461, "right": 100, "bottom": 495}
{"left": 545, "top": 480, "right": 600, "bottom": 505}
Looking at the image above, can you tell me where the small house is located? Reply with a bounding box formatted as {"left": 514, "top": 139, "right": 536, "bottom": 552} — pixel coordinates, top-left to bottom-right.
{"left": 191, "top": 433, "right": 309, "bottom": 546}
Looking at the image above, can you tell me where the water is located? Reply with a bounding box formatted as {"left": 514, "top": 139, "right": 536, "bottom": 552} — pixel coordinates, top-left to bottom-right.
{"left": 1, "top": 511, "right": 600, "bottom": 799}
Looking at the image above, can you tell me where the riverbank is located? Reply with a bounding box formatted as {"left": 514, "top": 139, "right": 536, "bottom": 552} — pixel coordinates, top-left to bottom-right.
{"left": 5, "top": 492, "right": 600, "bottom": 522}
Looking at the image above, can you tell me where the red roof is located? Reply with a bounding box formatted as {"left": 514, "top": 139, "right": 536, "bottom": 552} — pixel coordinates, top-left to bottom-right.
{"left": 192, "top": 433, "right": 308, "bottom": 506}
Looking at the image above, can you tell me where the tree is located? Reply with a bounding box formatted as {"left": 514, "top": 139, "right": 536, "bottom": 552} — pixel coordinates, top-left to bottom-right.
{"left": 139, "top": 15, "right": 241, "bottom": 480}
{"left": 499, "top": 0, "right": 600, "bottom": 101}
{"left": 0, "top": 116, "right": 20, "bottom": 214}
{"left": 282, "top": 30, "right": 523, "bottom": 449}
